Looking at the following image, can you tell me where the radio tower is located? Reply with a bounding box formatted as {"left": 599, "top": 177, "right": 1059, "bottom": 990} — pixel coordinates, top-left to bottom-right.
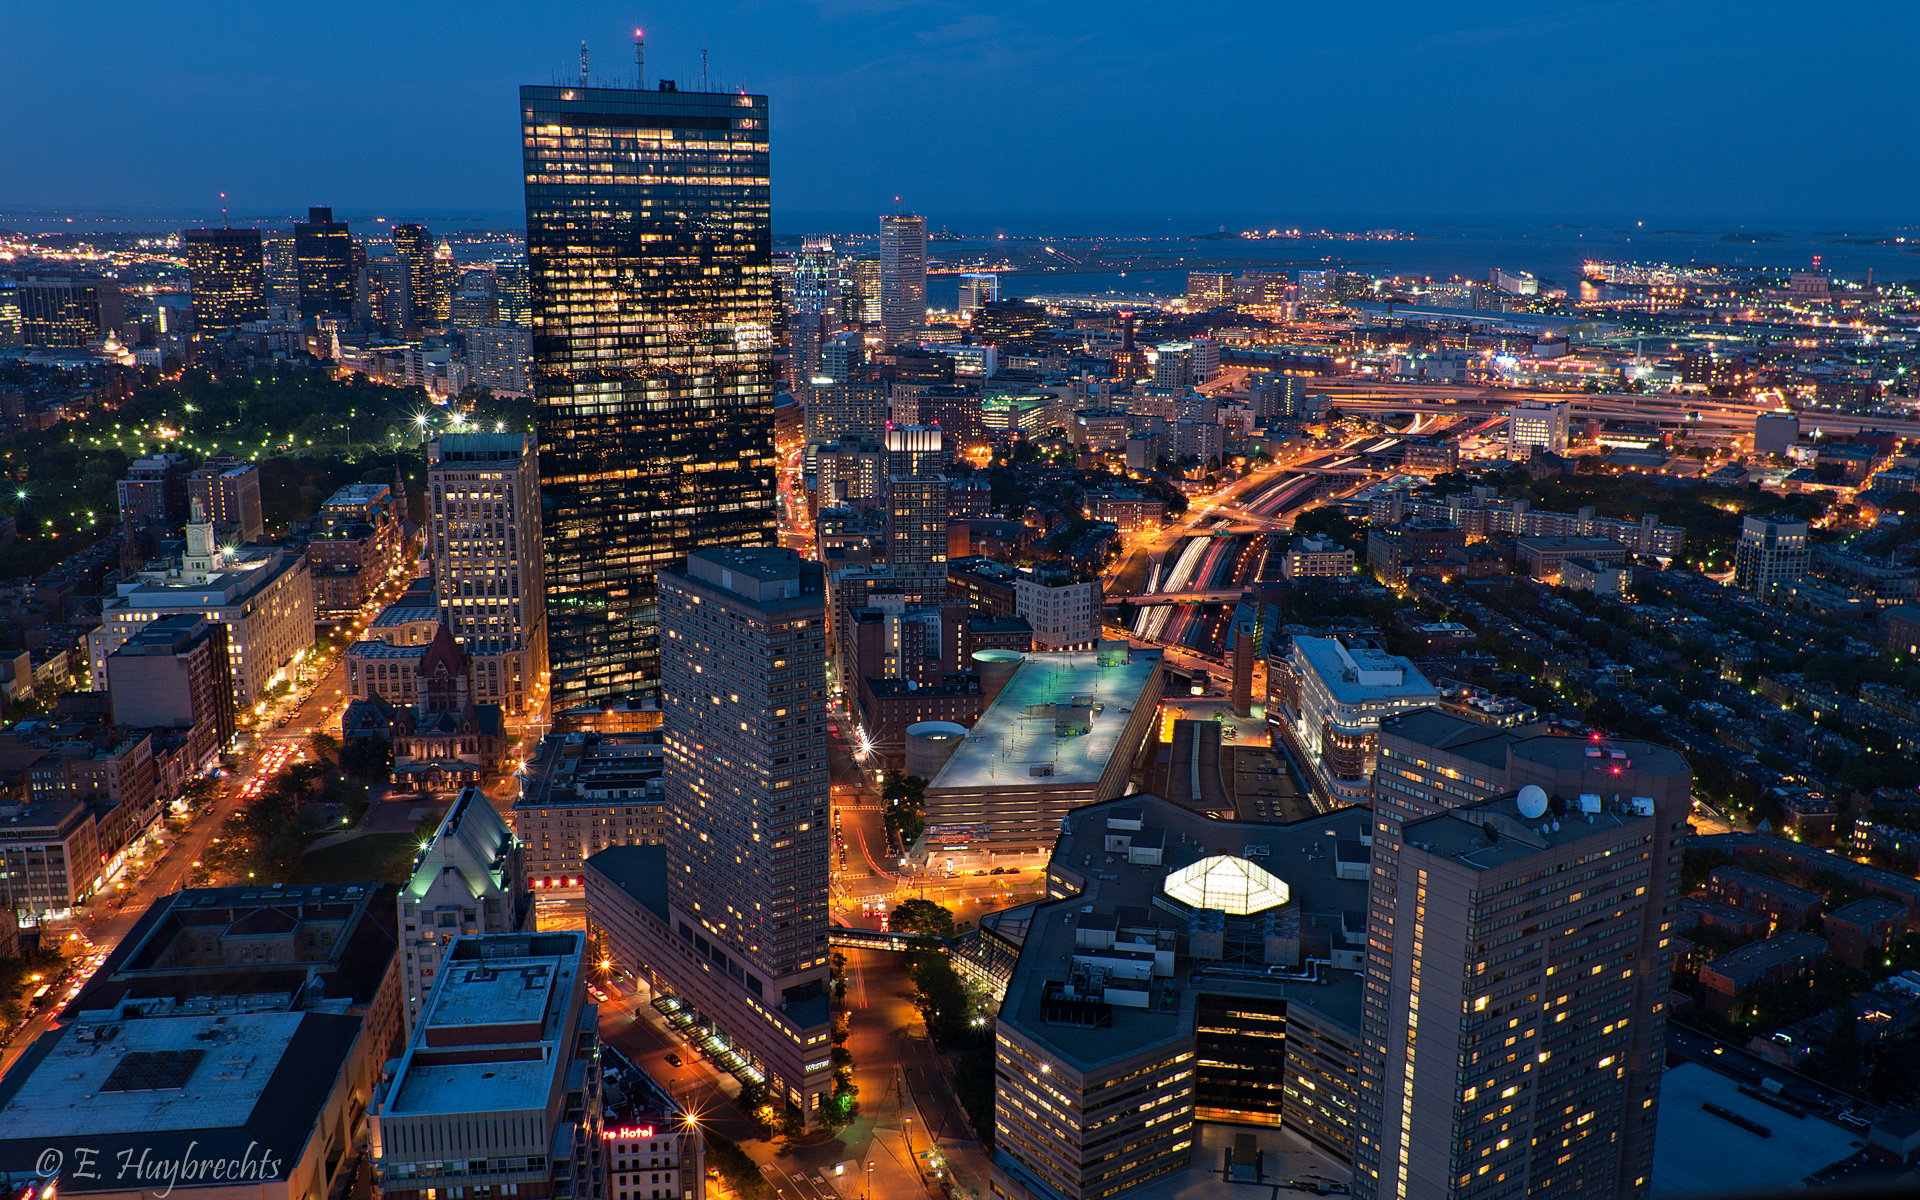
{"left": 634, "top": 28, "right": 646, "bottom": 88}
{"left": 579, "top": 41, "right": 589, "bottom": 86}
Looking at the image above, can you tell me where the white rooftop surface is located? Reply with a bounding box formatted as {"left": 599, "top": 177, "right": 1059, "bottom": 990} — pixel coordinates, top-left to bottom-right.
{"left": 929, "top": 650, "right": 1161, "bottom": 791}
{"left": 423, "top": 959, "right": 558, "bottom": 1029}
{"left": 0, "top": 1010, "right": 303, "bottom": 1139}
{"left": 1163, "top": 855, "right": 1291, "bottom": 915}
{"left": 388, "top": 1058, "right": 555, "bottom": 1116}
{"left": 1294, "top": 637, "right": 1436, "bottom": 703}
{"left": 1650, "top": 1063, "right": 1864, "bottom": 1196}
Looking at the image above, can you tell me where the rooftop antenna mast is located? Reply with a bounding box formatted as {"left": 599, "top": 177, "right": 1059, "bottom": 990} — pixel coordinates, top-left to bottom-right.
{"left": 701, "top": 45, "right": 709, "bottom": 92}
{"left": 580, "top": 41, "right": 590, "bottom": 87}
{"left": 634, "top": 28, "right": 646, "bottom": 89}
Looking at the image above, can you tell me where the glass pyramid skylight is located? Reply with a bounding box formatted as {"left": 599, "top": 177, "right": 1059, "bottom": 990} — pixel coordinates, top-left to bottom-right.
{"left": 1162, "top": 855, "right": 1291, "bottom": 915}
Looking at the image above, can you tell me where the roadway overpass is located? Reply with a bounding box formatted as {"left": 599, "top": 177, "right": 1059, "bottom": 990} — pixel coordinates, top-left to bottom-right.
{"left": 1107, "top": 589, "right": 1254, "bottom": 604}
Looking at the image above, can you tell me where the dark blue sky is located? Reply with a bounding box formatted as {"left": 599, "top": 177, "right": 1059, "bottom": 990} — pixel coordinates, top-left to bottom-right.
{"left": 5, "top": 0, "right": 1915, "bottom": 221}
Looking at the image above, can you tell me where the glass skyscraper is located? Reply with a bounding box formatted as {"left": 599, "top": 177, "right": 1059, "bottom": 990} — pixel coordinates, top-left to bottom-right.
{"left": 181, "top": 228, "right": 267, "bottom": 334}
{"left": 521, "top": 81, "right": 778, "bottom": 707}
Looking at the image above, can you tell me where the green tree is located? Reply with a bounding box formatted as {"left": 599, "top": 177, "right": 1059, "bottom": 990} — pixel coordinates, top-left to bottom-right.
{"left": 341, "top": 736, "right": 392, "bottom": 780}
{"left": 891, "top": 898, "right": 956, "bottom": 939}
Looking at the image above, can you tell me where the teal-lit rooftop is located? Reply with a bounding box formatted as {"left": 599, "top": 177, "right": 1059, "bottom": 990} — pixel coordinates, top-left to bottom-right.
{"left": 928, "top": 648, "right": 1162, "bottom": 791}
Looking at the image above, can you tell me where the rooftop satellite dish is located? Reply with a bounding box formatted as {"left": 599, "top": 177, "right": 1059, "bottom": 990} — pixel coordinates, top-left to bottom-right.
{"left": 1516, "top": 785, "right": 1550, "bottom": 820}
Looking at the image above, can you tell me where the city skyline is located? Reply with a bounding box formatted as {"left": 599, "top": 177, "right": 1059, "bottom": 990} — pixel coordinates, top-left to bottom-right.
{"left": 4, "top": 3, "right": 1916, "bottom": 221}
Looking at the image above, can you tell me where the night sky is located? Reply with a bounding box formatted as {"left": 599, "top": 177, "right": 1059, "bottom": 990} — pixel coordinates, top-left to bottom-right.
{"left": 5, "top": 1, "right": 1916, "bottom": 221}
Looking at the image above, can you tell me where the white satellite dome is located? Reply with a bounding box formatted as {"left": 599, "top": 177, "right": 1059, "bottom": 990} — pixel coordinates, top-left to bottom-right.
{"left": 1516, "top": 785, "right": 1550, "bottom": 819}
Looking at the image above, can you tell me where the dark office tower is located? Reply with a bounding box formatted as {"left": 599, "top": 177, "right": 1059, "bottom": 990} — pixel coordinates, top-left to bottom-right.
{"left": 496, "top": 258, "right": 531, "bottom": 327}
{"left": 392, "top": 223, "right": 442, "bottom": 329}
{"left": 182, "top": 228, "right": 267, "bottom": 335}
{"left": 522, "top": 80, "right": 777, "bottom": 707}
{"left": 878, "top": 213, "right": 926, "bottom": 349}
{"left": 294, "top": 206, "right": 355, "bottom": 318}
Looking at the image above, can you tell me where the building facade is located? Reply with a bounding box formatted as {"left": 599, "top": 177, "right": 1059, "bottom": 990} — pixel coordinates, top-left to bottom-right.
{"left": 105, "top": 614, "right": 236, "bottom": 773}
{"left": 879, "top": 212, "right": 928, "bottom": 348}
{"left": 1355, "top": 718, "right": 1690, "bottom": 1200}
{"left": 188, "top": 454, "right": 266, "bottom": 545}
{"left": 294, "top": 206, "right": 356, "bottom": 319}
{"left": 522, "top": 81, "right": 777, "bottom": 707}
{"left": 1282, "top": 638, "right": 1437, "bottom": 803}
{"left": 1507, "top": 400, "right": 1571, "bottom": 457}
{"left": 428, "top": 433, "right": 548, "bottom": 714}
{"left": 1734, "top": 515, "right": 1809, "bottom": 597}
{"left": 182, "top": 227, "right": 268, "bottom": 334}
{"left": 512, "top": 730, "right": 668, "bottom": 892}
{"left": 586, "top": 548, "right": 834, "bottom": 1123}
{"left": 90, "top": 506, "right": 313, "bottom": 709}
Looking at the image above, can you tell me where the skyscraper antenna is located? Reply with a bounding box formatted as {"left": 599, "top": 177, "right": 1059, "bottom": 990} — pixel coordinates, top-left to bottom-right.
{"left": 635, "top": 28, "right": 646, "bottom": 88}
{"left": 580, "top": 40, "right": 590, "bottom": 86}
{"left": 701, "top": 46, "right": 708, "bottom": 92}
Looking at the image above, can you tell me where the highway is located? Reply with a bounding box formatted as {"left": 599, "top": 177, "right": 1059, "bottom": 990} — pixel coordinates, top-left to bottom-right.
{"left": 1314, "top": 379, "right": 1920, "bottom": 440}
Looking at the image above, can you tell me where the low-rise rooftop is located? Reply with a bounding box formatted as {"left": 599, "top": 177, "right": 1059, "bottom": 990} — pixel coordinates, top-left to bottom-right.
{"left": 928, "top": 648, "right": 1162, "bottom": 791}
{"left": 999, "top": 794, "right": 1369, "bottom": 1073}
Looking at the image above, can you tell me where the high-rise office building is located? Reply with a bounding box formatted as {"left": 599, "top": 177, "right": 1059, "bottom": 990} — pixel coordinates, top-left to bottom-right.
{"left": 786, "top": 237, "right": 840, "bottom": 394}
{"left": 585, "top": 548, "right": 834, "bottom": 1123}
{"left": 844, "top": 258, "right": 882, "bottom": 325}
{"left": 1733, "top": 515, "right": 1809, "bottom": 597}
{"left": 466, "top": 325, "right": 533, "bottom": 396}
{"left": 884, "top": 426, "right": 947, "bottom": 579}
{"left": 804, "top": 382, "right": 885, "bottom": 462}
{"left": 294, "top": 206, "right": 356, "bottom": 319}
{"left": 262, "top": 229, "right": 300, "bottom": 307}
{"left": 496, "top": 257, "right": 531, "bottom": 327}
{"left": 361, "top": 255, "right": 412, "bottom": 333}
{"left": 16, "top": 277, "right": 125, "bottom": 347}
{"left": 0, "top": 283, "right": 20, "bottom": 347}
{"left": 956, "top": 271, "right": 998, "bottom": 313}
{"left": 1354, "top": 712, "right": 1689, "bottom": 1200}
{"left": 182, "top": 228, "right": 267, "bottom": 334}
{"left": 522, "top": 80, "right": 778, "bottom": 706}
{"left": 819, "top": 329, "right": 865, "bottom": 384}
{"left": 392, "top": 223, "right": 441, "bottom": 329}
{"left": 428, "top": 433, "right": 548, "bottom": 715}
{"left": 878, "top": 213, "right": 927, "bottom": 348}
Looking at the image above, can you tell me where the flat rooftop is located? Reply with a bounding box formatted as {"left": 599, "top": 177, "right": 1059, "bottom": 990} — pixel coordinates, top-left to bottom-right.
{"left": 929, "top": 648, "right": 1162, "bottom": 791}
{"left": 424, "top": 957, "right": 558, "bottom": 1028}
{"left": 0, "top": 1008, "right": 360, "bottom": 1172}
{"left": 386, "top": 933, "right": 585, "bottom": 1117}
{"left": 998, "top": 794, "right": 1369, "bottom": 1073}
{"left": 1650, "top": 1062, "right": 1863, "bottom": 1196}
{"left": 1703, "top": 933, "right": 1828, "bottom": 980}
{"left": 1292, "top": 637, "right": 1435, "bottom": 705}
{"left": 1403, "top": 791, "right": 1653, "bottom": 872}
{"left": 1380, "top": 708, "right": 1546, "bottom": 770}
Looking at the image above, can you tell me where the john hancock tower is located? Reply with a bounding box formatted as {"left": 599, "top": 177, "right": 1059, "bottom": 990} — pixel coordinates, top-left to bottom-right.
{"left": 521, "top": 73, "right": 777, "bottom": 707}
